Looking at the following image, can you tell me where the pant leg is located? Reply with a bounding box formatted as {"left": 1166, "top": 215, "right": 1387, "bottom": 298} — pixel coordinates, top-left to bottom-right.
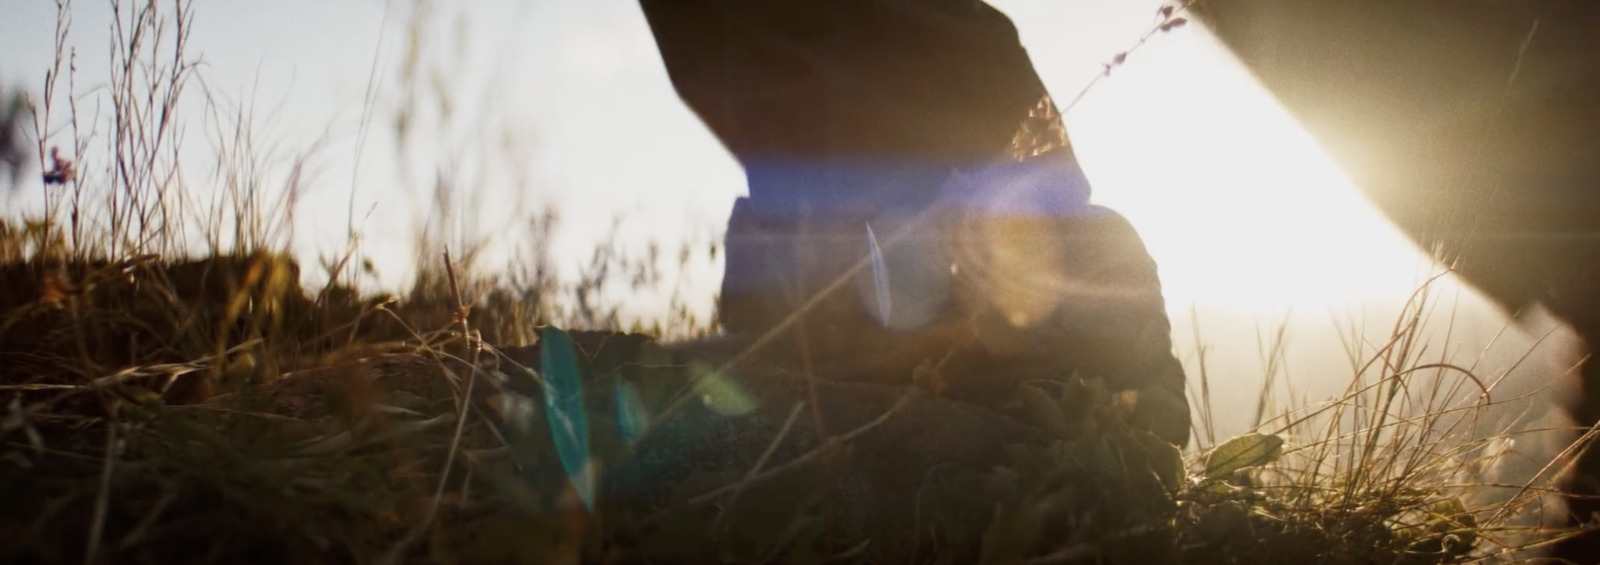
{"left": 946, "top": 199, "right": 1190, "bottom": 446}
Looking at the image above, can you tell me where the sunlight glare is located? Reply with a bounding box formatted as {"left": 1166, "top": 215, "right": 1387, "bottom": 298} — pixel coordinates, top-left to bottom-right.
{"left": 995, "top": 0, "right": 1576, "bottom": 440}
{"left": 1054, "top": 15, "right": 1435, "bottom": 312}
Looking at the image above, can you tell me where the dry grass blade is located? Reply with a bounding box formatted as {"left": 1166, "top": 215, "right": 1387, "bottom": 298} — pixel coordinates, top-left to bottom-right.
{"left": 378, "top": 249, "right": 483, "bottom": 565}
{"left": 689, "top": 389, "right": 917, "bottom": 507}
{"left": 711, "top": 401, "right": 807, "bottom": 533}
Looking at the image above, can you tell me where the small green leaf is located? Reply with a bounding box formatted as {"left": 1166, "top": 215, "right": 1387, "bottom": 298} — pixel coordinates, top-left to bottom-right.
{"left": 1195, "top": 480, "right": 1234, "bottom": 499}
{"left": 1204, "top": 433, "right": 1284, "bottom": 479}
{"left": 540, "top": 327, "right": 593, "bottom": 511}
{"left": 1133, "top": 429, "right": 1186, "bottom": 491}
{"left": 690, "top": 363, "right": 758, "bottom": 416}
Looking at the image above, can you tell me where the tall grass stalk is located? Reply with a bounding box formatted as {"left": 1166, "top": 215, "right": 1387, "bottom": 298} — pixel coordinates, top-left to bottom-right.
{"left": 1188, "top": 268, "right": 1579, "bottom": 559}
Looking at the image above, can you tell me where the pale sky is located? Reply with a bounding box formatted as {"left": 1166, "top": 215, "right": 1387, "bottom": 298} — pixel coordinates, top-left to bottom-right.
{"left": 0, "top": 0, "right": 1576, "bottom": 441}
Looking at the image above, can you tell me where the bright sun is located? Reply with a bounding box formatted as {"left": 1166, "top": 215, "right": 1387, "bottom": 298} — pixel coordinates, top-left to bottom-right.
{"left": 1004, "top": 1, "right": 1442, "bottom": 313}
{"left": 986, "top": 0, "right": 1575, "bottom": 439}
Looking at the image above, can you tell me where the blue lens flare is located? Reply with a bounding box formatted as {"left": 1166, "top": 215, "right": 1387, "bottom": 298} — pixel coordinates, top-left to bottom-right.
{"left": 614, "top": 379, "right": 650, "bottom": 447}
{"left": 540, "top": 327, "right": 594, "bottom": 511}
{"left": 866, "top": 222, "right": 893, "bottom": 326}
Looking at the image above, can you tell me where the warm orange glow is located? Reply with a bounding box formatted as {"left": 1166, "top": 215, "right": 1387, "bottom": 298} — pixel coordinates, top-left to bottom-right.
{"left": 993, "top": 1, "right": 1576, "bottom": 440}
{"left": 1061, "top": 24, "right": 1439, "bottom": 312}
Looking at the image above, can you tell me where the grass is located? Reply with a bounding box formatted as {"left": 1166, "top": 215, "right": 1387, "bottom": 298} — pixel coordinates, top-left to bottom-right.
{"left": 0, "top": 1, "right": 1586, "bottom": 563}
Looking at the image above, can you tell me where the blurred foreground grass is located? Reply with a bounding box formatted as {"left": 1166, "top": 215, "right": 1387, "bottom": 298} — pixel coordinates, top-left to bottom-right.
{"left": 0, "top": 241, "right": 1572, "bottom": 563}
